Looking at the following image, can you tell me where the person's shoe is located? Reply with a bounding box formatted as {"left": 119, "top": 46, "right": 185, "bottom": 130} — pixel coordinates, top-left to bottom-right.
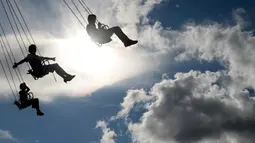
{"left": 124, "top": 40, "right": 138, "bottom": 47}
{"left": 37, "top": 111, "right": 44, "bottom": 116}
{"left": 64, "top": 75, "right": 75, "bottom": 83}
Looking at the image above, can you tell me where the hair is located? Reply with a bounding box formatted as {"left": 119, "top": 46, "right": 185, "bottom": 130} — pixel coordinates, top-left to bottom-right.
{"left": 87, "top": 14, "right": 96, "bottom": 23}
{"left": 19, "top": 83, "right": 27, "bottom": 90}
{"left": 28, "top": 44, "right": 37, "bottom": 54}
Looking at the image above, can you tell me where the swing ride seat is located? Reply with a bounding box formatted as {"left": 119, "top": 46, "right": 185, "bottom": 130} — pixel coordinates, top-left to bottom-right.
{"left": 93, "top": 36, "right": 112, "bottom": 46}
{"left": 14, "top": 92, "right": 34, "bottom": 110}
{"left": 27, "top": 69, "right": 49, "bottom": 80}
{"left": 63, "top": 0, "right": 113, "bottom": 47}
{"left": 14, "top": 101, "right": 29, "bottom": 110}
{"left": 93, "top": 24, "right": 112, "bottom": 46}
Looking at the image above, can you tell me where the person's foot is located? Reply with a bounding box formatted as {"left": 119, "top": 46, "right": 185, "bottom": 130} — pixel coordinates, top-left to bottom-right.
{"left": 64, "top": 75, "right": 75, "bottom": 83}
{"left": 124, "top": 40, "right": 138, "bottom": 47}
{"left": 37, "top": 111, "right": 44, "bottom": 116}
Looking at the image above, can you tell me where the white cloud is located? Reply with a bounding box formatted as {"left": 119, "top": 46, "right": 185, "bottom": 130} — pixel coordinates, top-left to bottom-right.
{"left": 233, "top": 8, "right": 249, "bottom": 28}
{"left": 103, "top": 8, "right": 255, "bottom": 143}
{"left": 115, "top": 71, "right": 255, "bottom": 143}
{"left": 170, "top": 9, "right": 255, "bottom": 92}
{"left": 116, "top": 89, "right": 154, "bottom": 118}
{"left": 0, "top": 129, "right": 15, "bottom": 140}
{"left": 96, "top": 121, "right": 117, "bottom": 143}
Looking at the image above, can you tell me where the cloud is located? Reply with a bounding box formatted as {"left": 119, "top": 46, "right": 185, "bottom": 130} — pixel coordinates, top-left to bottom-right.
{"left": 113, "top": 0, "right": 161, "bottom": 24}
{"left": 96, "top": 121, "right": 117, "bottom": 143}
{"left": 113, "top": 71, "right": 255, "bottom": 143}
{"left": 100, "top": 8, "right": 255, "bottom": 143}
{"left": 0, "top": 129, "right": 15, "bottom": 140}
{"left": 169, "top": 9, "right": 255, "bottom": 92}
{"left": 116, "top": 89, "right": 153, "bottom": 118}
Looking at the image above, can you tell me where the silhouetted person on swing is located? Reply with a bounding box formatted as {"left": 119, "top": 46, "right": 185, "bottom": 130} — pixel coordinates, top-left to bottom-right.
{"left": 14, "top": 83, "right": 44, "bottom": 116}
{"left": 86, "top": 14, "right": 138, "bottom": 47}
{"left": 13, "top": 44, "right": 75, "bottom": 83}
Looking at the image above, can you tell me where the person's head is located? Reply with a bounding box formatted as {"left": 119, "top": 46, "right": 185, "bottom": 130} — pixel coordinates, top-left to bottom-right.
{"left": 28, "top": 44, "right": 37, "bottom": 54}
{"left": 88, "top": 14, "right": 96, "bottom": 24}
{"left": 19, "top": 83, "right": 27, "bottom": 90}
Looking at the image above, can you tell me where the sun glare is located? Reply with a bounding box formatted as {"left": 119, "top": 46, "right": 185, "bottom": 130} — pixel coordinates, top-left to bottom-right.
{"left": 55, "top": 32, "right": 119, "bottom": 78}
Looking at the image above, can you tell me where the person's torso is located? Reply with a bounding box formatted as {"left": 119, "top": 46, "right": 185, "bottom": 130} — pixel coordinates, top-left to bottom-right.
{"left": 19, "top": 91, "right": 28, "bottom": 102}
{"left": 86, "top": 24, "right": 110, "bottom": 43}
{"left": 26, "top": 54, "right": 43, "bottom": 72}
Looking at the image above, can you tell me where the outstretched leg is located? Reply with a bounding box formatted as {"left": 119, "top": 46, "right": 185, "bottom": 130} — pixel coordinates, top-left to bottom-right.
{"left": 107, "top": 26, "right": 138, "bottom": 47}
{"left": 31, "top": 98, "right": 44, "bottom": 116}
{"left": 46, "top": 64, "right": 75, "bottom": 83}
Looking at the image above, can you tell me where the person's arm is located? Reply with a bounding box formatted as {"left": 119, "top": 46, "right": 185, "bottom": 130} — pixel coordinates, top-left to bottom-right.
{"left": 87, "top": 24, "right": 101, "bottom": 40}
{"left": 40, "top": 56, "right": 56, "bottom": 61}
{"left": 13, "top": 58, "right": 27, "bottom": 68}
{"left": 97, "top": 22, "right": 108, "bottom": 30}
{"left": 97, "top": 22, "right": 103, "bottom": 29}
{"left": 25, "top": 86, "right": 30, "bottom": 93}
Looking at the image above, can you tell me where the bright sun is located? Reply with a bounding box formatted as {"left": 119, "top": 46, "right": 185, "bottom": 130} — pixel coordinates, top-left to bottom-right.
{"left": 31, "top": 30, "right": 148, "bottom": 97}
{"left": 54, "top": 32, "right": 120, "bottom": 78}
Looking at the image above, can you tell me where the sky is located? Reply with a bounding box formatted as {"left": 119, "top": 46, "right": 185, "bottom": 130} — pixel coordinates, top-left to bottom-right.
{"left": 1, "top": 0, "right": 255, "bottom": 143}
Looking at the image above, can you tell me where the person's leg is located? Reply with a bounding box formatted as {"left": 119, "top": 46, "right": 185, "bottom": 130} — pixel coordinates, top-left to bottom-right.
{"left": 46, "top": 64, "right": 75, "bottom": 82}
{"left": 46, "top": 64, "right": 67, "bottom": 78}
{"left": 108, "top": 26, "right": 129, "bottom": 43}
{"left": 31, "top": 98, "right": 44, "bottom": 116}
{"left": 108, "top": 26, "right": 138, "bottom": 47}
{"left": 101, "top": 29, "right": 114, "bottom": 38}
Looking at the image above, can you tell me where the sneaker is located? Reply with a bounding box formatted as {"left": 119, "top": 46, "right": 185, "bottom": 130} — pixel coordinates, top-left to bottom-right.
{"left": 64, "top": 75, "right": 75, "bottom": 83}
{"left": 124, "top": 40, "right": 138, "bottom": 47}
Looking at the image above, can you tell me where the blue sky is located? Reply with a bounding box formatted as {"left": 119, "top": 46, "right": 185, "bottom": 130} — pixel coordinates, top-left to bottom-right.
{"left": 1, "top": 0, "right": 255, "bottom": 143}
{"left": 151, "top": 0, "right": 254, "bottom": 29}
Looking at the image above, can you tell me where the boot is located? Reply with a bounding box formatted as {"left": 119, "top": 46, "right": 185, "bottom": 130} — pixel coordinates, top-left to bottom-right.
{"left": 64, "top": 75, "right": 75, "bottom": 83}
{"left": 37, "top": 111, "right": 44, "bottom": 116}
{"left": 124, "top": 39, "right": 138, "bottom": 47}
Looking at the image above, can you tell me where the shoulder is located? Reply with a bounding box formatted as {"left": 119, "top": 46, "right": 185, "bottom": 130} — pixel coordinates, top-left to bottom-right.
{"left": 86, "top": 24, "right": 96, "bottom": 31}
{"left": 27, "top": 54, "right": 39, "bottom": 59}
{"left": 26, "top": 54, "right": 32, "bottom": 59}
